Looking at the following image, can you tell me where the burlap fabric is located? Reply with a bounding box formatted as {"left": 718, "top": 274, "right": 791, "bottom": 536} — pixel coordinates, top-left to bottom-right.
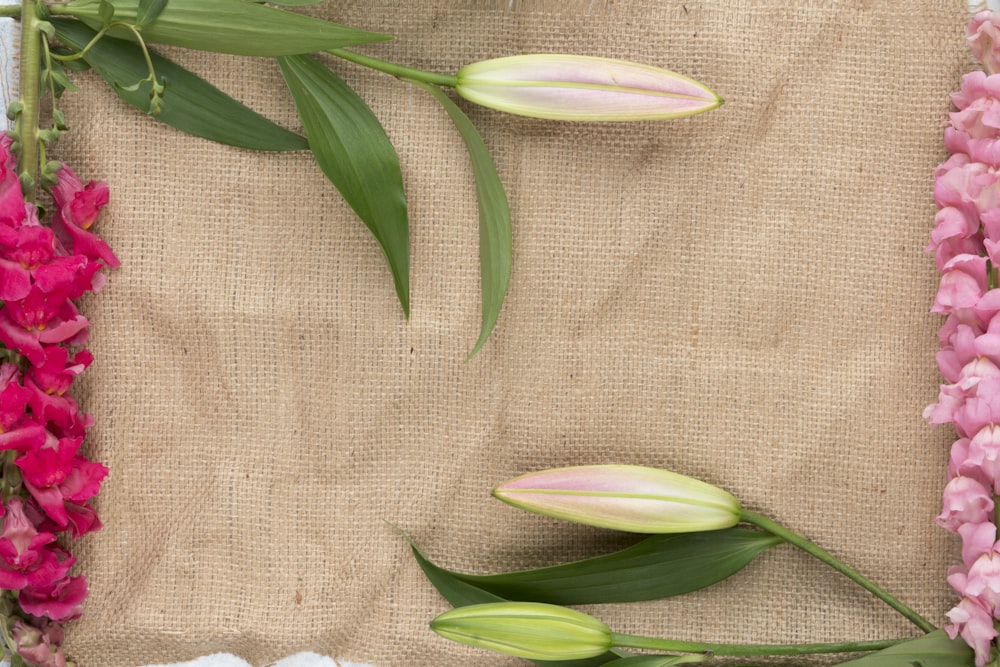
{"left": 46, "top": 0, "right": 973, "bottom": 665}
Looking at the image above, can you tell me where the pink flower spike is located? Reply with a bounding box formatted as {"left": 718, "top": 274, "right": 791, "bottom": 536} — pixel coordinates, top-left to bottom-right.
{"left": 970, "top": 11, "right": 1000, "bottom": 75}
{"left": 456, "top": 55, "right": 722, "bottom": 121}
{"left": 493, "top": 465, "right": 741, "bottom": 533}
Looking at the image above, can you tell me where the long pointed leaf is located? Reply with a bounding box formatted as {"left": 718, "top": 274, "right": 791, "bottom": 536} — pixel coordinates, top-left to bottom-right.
{"left": 249, "top": 0, "right": 324, "bottom": 4}
{"left": 414, "top": 83, "right": 511, "bottom": 358}
{"left": 441, "top": 528, "right": 781, "bottom": 605}
{"left": 135, "top": 0, "right": 168, "bottom": 28}
{"left": 603, "top": 658, "right": 705, "bottom": 667}
{"left": 412, "top": 544, "right": 631, "bottom": 667}
{"left": 278, "top": 54, "right": 409, "bottom": 316}
{"left": 62, "top": 0, "right": 390, "bottom": 56}
{"left": 53, "top": 19, "right": 308, "bottom": 151}
{"left": 832, "top": 630, "right": 973, "bottom": 667}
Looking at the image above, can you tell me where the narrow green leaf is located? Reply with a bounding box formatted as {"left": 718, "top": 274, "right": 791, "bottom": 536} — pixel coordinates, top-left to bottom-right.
{"left": 412, "top": 544, "right": 631, "bottom": 667}
{"left": 248, "top": 0, "right": 324, "bottom": 5}
{"left": 136, "top": 0, "right": 168, "bottom": 27}
{"left": 441, "top": 528, "right": 781, "bottom": 605}
{"left": 62, "top": 0, "right": 391, "bottom": 56}
{"left": 278, "top": 54, "right": 409, "bottom": 316}
{"left": 603, "top": 657, "right": 705, "bottom": 667}
{"left": 832, "top": 630, "right": 973, "bottom": 667}
{"left": 53, "top": 19, "right": 307, "bottom": 151}
{"left": 414, "top": 83, "right": 511, "bottom": 358}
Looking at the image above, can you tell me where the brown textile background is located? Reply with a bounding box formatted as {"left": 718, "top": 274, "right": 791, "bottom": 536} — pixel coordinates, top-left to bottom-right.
{"left": 50, "top": 0, "right": 970, "bottom": 665}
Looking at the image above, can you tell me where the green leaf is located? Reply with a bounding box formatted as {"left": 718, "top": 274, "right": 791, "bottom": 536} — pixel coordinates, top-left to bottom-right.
{"left": 414, "top": 83, "right": 511, "bottom": 359}
{"left": 62, "top": 0, "right": 391, "bottom": 56}
{"left": 439, "top": 528, "right": 781, "bottom": 605}
{"left": 832, "top": 630, "right": 973, "bottom": 667}
{"left": 53, "top": 18, "right": 308, "bottom": 151}
{"left": 603, "top": 657, "right": 706, "bottom": 667}
{"left": 411, "top": 543, "right": 631, "bottom": 667}
{"left": 248, "top": 0, "right": 324, "bottom": 5}
{"left": 135, "top": 0, "right": 169, "bottom": 28}
{"left": 98, "top": 0, "right": 115, "bottom": 24}
{"left": 278, "top": 54, "right": 409, "bottom": 316}
{"left": 45, "top": 61, "right": 80, "bottom": 99}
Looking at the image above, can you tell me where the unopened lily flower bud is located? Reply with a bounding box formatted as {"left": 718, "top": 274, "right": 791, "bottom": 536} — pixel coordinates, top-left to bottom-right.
{"left": 455, "top": 54, "right": 722, "bottom": 121}
{"left": 430, "top": 602, "right": 612, "bottom": 660}
{"left": 493, "top": 464, "right": 741, "bottom": 533}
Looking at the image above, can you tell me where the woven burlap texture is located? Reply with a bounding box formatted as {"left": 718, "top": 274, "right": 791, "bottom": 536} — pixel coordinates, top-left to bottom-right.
{"left": 48, "top": 0, "right": 971, "bottom": 665}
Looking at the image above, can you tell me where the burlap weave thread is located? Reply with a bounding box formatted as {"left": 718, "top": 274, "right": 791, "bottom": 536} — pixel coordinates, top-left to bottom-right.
{"left": 51, "top": 1, "right": 970, "bottom": 665}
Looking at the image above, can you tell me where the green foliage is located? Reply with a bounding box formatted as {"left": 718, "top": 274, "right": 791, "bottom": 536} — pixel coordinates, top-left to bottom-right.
{"left": 602, "top": 657, "right": 706, "bottom": 667}
{"left": 439, "top": 528, "right": 781, "bottom": 604}
{"left": 53, "top": 18, "right": 308, "bottom": 150}
{"left": 411, "top": 543, "right": 633, "bottom": 667}
{"left": 832, "top": 631, "right": 974, "bottom": 667}
{"left": 61, "top": 0, "right": 390, "bottom": 56}
{"left": 247, "top": 0, "right": 325, "bottom": 5}
{"left": 415, "top": 83, "right": 511, "bottom": 359}
{"left": 135, "top": 0, "right": 169, "bottom": 28}
{"left": 278, "top": 54, "right": 410, "bottom": 316}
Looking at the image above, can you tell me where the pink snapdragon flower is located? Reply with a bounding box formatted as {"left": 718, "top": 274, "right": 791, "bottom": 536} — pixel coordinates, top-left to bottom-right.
{"left": 939, "top": 476, "right": 995, "bottom": 531}
{"left": 970, "top": 11, "right": 1000, "bottom": 76}
{"left": 946, "top": 596, "right": 999, "bottom": 666}
{"left": 931, "top": 13, "right": 1000, "bottom": 664}
{"left": 0, "top": 125, "right": 114, "bottom": 660}
{"left": 16, "top": 435, "right": 108, "bottom": 529}
{"left": 49, "top": 163, "right": 117, "bottom": 269}
{"left": 13, "top": 618, "right": 68, "bottom": 667}
{"left": 0, "top": 499, "right": 69, "bottom": 591}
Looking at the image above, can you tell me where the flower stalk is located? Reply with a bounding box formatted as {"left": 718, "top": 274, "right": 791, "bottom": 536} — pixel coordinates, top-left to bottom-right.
{"left": 430, "top": 601, "right": 908, "bottom": 661}
{"left": 330, "top": 48, "right": 458, "bottom": 87}
{"left": 739, "top": 510, "right": 935, "bottom": 633}
{"left": 15, "top": 0, "right": 42, "bottom": 199}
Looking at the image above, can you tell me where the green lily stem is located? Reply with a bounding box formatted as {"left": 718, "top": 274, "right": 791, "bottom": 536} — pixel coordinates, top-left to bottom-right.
{"left": 610, "top": 632, "right": 905, "bottom": 656}
{"left": 740, "top": 510, "right": 935, "bottom": 633}
{"left": 330, "top": 48, "right": 458, "bottom": 88}
{"left": 16, "top": 0, "right": 42, "bottom": 200}
{"left": 0, "top": 6, "right": 17, "bottom": 19}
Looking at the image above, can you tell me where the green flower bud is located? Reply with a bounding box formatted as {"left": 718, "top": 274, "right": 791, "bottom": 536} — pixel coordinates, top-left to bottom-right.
{"left": 493, "top": 464, "right": 741, "bottom": 533}
{"left": 455, "top": 54, "right": 722, "bottom": 121}
{"left": 430, "top": 602, "right": 612, "bottom": 660}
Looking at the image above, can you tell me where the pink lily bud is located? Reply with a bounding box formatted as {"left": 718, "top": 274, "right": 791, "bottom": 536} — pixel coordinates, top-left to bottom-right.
{"left": 455, "top": 54, "right": 722, "bottom": 121}
{"left": 493, "top": 464, "right": 741, "bottom": 533}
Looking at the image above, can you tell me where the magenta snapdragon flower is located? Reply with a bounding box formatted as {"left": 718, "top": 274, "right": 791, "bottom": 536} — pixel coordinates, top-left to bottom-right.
{"left": 0, "top": 119, "right": 115, "bottom": 656}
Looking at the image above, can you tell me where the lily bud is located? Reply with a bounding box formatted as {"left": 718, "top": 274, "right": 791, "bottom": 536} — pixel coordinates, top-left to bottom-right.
{"left": 455, "top": 54, "right": 722, "bottom": 121}
{"left": 493, "top": 464, "right": 741, "bottom": 533}
{"left": 430, "top": 602, "right": 612, "bottom": 660}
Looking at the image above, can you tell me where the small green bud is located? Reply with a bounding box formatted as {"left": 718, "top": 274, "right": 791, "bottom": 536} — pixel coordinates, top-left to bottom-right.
{"left": 6, "top": 101, "right": 22, "bottom": 121}
{"left": 18, "top": 172, "right": 34, "bottom": 193}
{"left": 38, "top": 129, "right": 59, "bottom": 145}
{"left": 430, "top": 602, "right": 612, "bottom": 660}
